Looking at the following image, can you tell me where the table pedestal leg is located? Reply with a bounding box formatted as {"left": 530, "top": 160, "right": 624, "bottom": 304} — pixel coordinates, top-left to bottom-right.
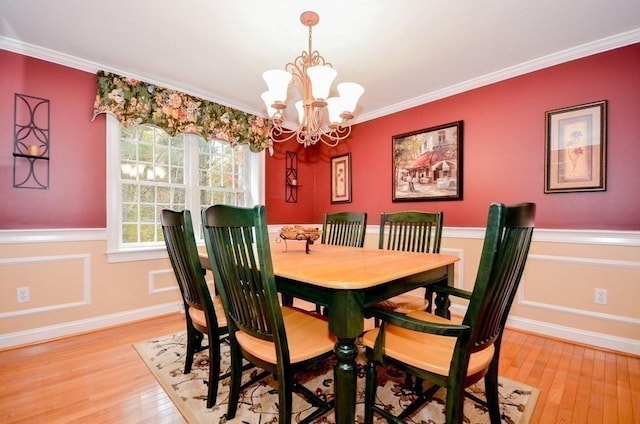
{"left": 334, "top": 337, "right": 357, "bottom": 424}
{"left": 435, "top": 291, "right": 451, "bottom": 319}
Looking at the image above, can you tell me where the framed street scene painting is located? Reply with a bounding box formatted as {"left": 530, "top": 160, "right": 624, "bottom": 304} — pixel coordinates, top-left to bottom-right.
{"left": 392, "top": 121, "right": 463, "bottom": 202}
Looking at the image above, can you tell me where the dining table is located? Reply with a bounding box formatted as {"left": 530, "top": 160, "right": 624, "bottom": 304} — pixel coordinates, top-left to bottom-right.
{"left": 201, "top": 239, "right": 459, "bottom": 424}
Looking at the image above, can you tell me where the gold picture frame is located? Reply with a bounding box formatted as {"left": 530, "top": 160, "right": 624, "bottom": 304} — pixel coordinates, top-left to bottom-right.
{"left": 544, "top": 101, "right": 607, "bottom": 193}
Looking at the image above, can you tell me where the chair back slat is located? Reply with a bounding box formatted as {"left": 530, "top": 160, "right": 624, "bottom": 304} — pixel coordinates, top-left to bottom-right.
{"left": 321, "top": 212, "right": 367, "bottom": 247}
{"left": 160, "top": 209, "right": 217, "bottom": 324}
{"left": 379, "top": 211, "right": 443, "bottom": 253}
{"left": 161, "top": 209, "right": 206, "bottom": 309}
{"left": 202, "top": 205, "right": 285, "bottom": 347}
{"left": 462, "top": 203, "right": 535, "bottom": 352}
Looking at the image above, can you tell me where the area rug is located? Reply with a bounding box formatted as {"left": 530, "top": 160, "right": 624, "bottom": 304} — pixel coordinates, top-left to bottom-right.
{"left": 134, "top": 332, "right": 538, "bottom": 423}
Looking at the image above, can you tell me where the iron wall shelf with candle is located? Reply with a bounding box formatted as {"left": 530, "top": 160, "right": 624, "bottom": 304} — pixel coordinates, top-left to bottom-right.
{"left": 12, "top": 93, "right": 50, "bottom": 189}
{"left": 285, "top": 151, "right": 300, "bottom": 203}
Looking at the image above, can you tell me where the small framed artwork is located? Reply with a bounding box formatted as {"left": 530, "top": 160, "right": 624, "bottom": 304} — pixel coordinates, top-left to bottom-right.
{"left": 392, "top": 121, "right": 463, "bottom": 202}
{"left": 544, "top": 100, "right": 607, "bottom": 193}
{"left": 330, "top": 153, "right": 352, "bottom": 203}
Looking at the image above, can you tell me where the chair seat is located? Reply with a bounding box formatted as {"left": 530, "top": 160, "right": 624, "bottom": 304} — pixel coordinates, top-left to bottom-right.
{"left": 374, "top": 293, "right": 428, "bottom": 314}
{"left": 188, "top": 295, "right": 228, "bottom": 328}
{"left": 362, "top": 310, "right": 494, "bottom": 377}
{"left": 236, "top": 306, "right": 335, "bottom": 364}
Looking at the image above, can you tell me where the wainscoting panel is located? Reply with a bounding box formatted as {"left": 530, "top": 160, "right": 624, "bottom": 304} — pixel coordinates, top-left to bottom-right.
{"left": 0, "top": 254, "right": 91, "bottom": 319}
{"left": 0, "top": 227, "right": 638, "bottom": 353}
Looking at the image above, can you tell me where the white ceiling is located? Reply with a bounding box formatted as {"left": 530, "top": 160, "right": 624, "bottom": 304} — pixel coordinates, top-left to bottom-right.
{"left": 2, "top": 0, "right": 640, "bottom": 124}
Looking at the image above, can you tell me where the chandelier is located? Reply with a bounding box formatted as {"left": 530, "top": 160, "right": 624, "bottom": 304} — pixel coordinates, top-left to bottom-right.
{"left": 261, "top": 11, "right": 364, "bottom": 148}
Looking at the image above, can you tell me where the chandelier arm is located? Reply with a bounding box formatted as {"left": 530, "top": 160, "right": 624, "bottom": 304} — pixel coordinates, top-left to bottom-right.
{"left": 269, "top": 121, "right": 303, "bottom": 143}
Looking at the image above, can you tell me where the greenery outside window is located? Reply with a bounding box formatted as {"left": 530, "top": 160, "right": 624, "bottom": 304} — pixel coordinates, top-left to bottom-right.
{"left": 106, "top": 115, "right": 264, "bottom": 262}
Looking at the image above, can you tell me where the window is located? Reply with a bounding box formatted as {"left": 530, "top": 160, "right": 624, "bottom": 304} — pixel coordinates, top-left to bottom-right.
{"left": 106, "top": 115, "right": 264, "bottom": 262}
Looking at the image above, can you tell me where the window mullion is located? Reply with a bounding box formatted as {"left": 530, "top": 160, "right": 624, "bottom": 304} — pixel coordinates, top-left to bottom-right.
{"left": 184, "top": 134, "right": 202, "bottom": 238}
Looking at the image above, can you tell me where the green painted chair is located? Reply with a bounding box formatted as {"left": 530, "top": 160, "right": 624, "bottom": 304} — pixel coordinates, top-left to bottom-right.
{"left": 160, "top": 209, "right": 228, "bottom": 408}
{"left": 374, "top": 210, "right": 444, "bottom": 317}
{"left": 321, "top": 211, "right": 368, "bottom": 247}
{"left": 362, "top": 202, "right": 536, "bottom": 424}
{"left": 202, "top": 204, "right": 336, "bottom": 424}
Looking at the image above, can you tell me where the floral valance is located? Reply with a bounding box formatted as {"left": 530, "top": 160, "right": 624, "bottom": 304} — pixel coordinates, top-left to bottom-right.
{"left": 92, "top": 70, "right": 272, "bottom": 152}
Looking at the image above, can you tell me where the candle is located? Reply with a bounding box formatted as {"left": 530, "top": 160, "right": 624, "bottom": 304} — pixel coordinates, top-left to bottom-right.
{"left": 27, "top": 145, "right": 39, "bottom": 156}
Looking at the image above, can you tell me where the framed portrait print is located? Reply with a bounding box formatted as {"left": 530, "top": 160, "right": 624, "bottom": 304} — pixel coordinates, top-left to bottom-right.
{"left": 330, "top": 153, "right": 351, "bottom": 203}
{"left": 544, "top": 101, "right": 607, "bottom": 193}
{"left": 392, "top": 121, "right": 463, "bottom": 202}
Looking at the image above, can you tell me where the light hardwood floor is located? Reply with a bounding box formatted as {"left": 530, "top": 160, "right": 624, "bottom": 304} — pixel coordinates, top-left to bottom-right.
{"left": 0, "top": 313, "right": 638, "bottom": 423}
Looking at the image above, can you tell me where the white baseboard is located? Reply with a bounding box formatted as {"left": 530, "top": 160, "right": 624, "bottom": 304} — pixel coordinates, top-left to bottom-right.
{"left": 450, "top": 304, "right": 639, "bottom": 355}
{"left": 0, "top": 302, "right": 181, "bottom": 350}
{"left": 2, "top": 302, "right": 637, "bottom": 355}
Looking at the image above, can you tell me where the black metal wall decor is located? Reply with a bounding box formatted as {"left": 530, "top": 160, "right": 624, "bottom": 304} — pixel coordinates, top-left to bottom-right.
{"left": 285, "top": 151, "right": 299, "bottom": 203}
{"left": 12, "top": 93, "right": 50, "bottom": 189}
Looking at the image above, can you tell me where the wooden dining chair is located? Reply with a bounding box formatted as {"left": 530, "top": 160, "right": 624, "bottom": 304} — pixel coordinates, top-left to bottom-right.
{"left": 202, "top": 204, "right": 336, "bottom": 424}
{"left": 363, "top": 202, "right": 536, "bottom": 424}
{"left": 374, "top": 210, "right": 444, "bottom": 318}
{"left": 160, "top": 209, "right": 229, "bottom": 408}
{"left": 321, "top": 211, "right": 367, "bottom": 247}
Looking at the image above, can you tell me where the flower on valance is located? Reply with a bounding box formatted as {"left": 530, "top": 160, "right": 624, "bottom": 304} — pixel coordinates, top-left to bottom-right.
{"left": 92, "top": 70, "right": 272, "bottom": 152}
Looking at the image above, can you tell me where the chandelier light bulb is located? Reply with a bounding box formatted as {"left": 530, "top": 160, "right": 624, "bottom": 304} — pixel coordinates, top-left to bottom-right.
{"left": 261, "top": 91, "right": 279, "bottom": 118}
{"left": 262, "top": 69, "right": 292, "bottom": 104}
{"left": 307, "top": 66, "right": 337, "bottom": 103}
{"left": 326, "top": 97, "right": 345, "bottom": 125}
{"left": 337, "top": 82, "right": 365, "bottom": 114}
{"left": 294, "top": 100, "right": 305, "bottom": 125}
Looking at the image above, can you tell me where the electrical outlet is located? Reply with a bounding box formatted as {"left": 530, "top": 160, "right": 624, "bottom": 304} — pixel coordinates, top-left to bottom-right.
{"left": 17, "top": 287, "right": 30, "bottom": 303}
{"left": 594, "top": 288, "right": 607, "bottom": 305}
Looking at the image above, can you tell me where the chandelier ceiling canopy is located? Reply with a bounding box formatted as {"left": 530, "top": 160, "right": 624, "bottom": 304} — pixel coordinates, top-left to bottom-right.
{"left": 261, "top": 11, "right": 364, "bottom": 148}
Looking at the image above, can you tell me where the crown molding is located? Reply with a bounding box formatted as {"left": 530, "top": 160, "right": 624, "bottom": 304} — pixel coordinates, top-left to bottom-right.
{"left": 356, "top": 28, "right": 640, "bottom": 123}
{"left": 3, "top": 28, "right": 640, "bottom": 123}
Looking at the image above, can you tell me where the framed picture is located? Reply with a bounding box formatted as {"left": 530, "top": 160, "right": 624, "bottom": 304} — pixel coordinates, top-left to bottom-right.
{"left": 330, "top": 153, "right": 352, "bottom": 203}
{"left": 392, "top": 121, "right": 463, "bottom": 202}
{"left": 544, "top": 101, "right": 607, "bottom": 193}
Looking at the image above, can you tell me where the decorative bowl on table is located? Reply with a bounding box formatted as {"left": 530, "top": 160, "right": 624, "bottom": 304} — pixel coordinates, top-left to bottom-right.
{"left": 278, "top": 225, "right": 321, "bottom": 253}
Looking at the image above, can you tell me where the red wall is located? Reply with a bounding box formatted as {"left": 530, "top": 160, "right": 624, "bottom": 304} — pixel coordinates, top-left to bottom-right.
{"left": 0, "top": 50, "right": 106, "bottom": 229}
{"left": 2, "top": 44, "right": 638, "bottom": 230}
{"left": 267, "top": 44, "right": 640, "bottom": 230}
{"left": 264, "top": 144, "right": 317, "bottom": 224}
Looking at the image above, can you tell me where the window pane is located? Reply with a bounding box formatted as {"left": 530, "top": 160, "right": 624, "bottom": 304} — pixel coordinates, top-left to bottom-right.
{"left": 140, "top": 185, "right": 155, "bottom": 202}
{"left": 122, "top": 183, "right": 138, "bottom": 202}
{"left": 122, "top": 203, "right": 138, "bottom": 222}
{"left": 139, "top": 224, "right": 156, "bottom": 242}
{"left": 140, "top": 204, "right": 155, "bottom": 222}
{"left": 122, "top": 224, "right": 138, "bottom": 243}
{"left": 119, "top": 126, "right": 248, "bottom": 248}
{"left": 173, "top": 187, "right": 186, "bottom": 205}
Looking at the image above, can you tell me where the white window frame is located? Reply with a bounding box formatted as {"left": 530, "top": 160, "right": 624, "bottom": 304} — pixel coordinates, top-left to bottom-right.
{"left": 105, "top": 115, "right": 264, "bottom": 262}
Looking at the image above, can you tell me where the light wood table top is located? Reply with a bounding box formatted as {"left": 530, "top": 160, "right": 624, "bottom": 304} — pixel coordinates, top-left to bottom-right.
{"left": 270, "top": 240, "right": 458, "bottom": 290}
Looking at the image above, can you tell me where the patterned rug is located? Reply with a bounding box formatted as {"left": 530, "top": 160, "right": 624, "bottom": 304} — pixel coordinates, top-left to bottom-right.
{"left": 134, "top": 332, "right": 538, "bottom": 423}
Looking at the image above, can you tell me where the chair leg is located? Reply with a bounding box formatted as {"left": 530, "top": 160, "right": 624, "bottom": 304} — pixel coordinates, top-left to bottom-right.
{"left": 184, "top": 325, "right": 203, "bottom": 374}
{"left": 364, "top": 361, "right": 378, "bottom": 424}
{"left": 444, "top": 372, "right": 466, "bottom": 424}
{"left": 424, "top": 287, "right": 434, "bottom": 313}
{"left": 225, "top": 343, "right": 243, "bottom": 420}
{"left": 205, "top": 333, "right": 221, "bottom": 408}
{"left": 485, "top": 345, "right": 502, "bottom": 424}
{"left": 484, "top": 370, "right": 501, "bottom": 424}
{"left": 278, "top": 368, "right": 293, "bottom": 424}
